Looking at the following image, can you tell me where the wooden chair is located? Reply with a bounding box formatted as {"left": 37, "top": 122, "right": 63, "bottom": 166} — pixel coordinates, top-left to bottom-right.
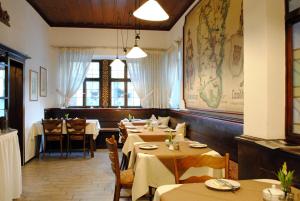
{"left": 174, "top": 153, "right": 229, "bottom": 184}
{"left": 106, "top": 135, "right": 133, "bottom": 201}
{"left": 118, "top": 123, "right": 130, "bottom": 170}
{"left": 66, "top": 118, "right": 87, "bottom": 158}
{"left": 42, "top": 119, "right": 64, "bottom": 158}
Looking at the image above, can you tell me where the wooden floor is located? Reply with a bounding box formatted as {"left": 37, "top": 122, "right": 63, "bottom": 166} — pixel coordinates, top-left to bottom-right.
{"left": 16, "top": 149, "right": 143, "bottom": 201}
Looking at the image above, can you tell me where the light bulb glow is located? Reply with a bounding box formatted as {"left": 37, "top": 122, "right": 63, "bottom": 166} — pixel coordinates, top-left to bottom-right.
{"left": 126, "top": 46, "right": 147, "bottom": 59}
{"left": 110, "top": 58, "right": 125, "bottom": 68}
{"left": 133, "top": 0, "right": 169, "bottom": 21}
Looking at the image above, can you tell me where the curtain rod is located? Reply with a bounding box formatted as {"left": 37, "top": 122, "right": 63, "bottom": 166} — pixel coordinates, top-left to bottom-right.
{"left": 50, "top": 45, "right": 167, "bottom": 51}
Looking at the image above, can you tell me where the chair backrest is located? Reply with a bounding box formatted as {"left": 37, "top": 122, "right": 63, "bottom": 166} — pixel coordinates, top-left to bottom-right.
{"left": 66, "top": 118, "right": 86, "bottom": 135}
{"left": 174, "top": 153, "right": 229, "bottom": 184}
{"left": 118, "top": 124, "right": 128, "bottom": 143}
{"left": 106, "top": 135, "right": 121, "bottom": 184}
{"left": 42, "top": 119, "right": 63, "bottom": 135}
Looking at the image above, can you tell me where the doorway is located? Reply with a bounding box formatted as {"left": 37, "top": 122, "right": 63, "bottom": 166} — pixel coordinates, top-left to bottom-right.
{"left": 9, "top": 59, "right": 24, "bottom": 165}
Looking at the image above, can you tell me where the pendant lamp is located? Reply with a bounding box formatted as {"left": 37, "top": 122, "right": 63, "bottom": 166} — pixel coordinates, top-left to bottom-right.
{"left": 133, "top": 0, "right": 169, "bottom": 21}
{"left": 110, "top": 28, "right": 125, "bottom": 68}
{"left": 126, "top": 33, "right": 147, "bottom": 59}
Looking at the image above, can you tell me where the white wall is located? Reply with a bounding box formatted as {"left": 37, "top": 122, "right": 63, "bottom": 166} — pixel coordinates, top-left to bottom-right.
{"left": 243, "top": 0, "right": 285, "bottom": 139}
{"left": 50, "top": 27, "right": 169, "bottom": 57}
{"left": 168, "top": 0, "right": 286, "bottom": 139}
{"left": 0, "top": 0, "right": 58, "bottom": 162}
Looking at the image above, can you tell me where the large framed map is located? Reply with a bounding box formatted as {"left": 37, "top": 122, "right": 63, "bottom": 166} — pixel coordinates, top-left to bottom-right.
{"left": 183, "top": 0, "right": 243, "bottom": 113}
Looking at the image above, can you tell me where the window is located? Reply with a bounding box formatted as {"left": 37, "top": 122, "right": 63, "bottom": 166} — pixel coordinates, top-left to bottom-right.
{"left": 110, "top": 61, "right": 140, "bottom": 107}
{"left": 286, "top": 0, "right": 300, "bottom": 143}
{"left": 69, "top": 60, "right": 140, "bottom": 108}
{"left": 69, "top": 62, "right": 101, "bottom": 107}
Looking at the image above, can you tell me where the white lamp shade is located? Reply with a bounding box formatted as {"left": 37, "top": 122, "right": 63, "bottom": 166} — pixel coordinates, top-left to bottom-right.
{"left": 110, "top": 58, "right": 125, "bottom": 68}
{"left": 133, "top": 0, "right": 169, "bottom": 21}
{"left": 126, "top": 46, "right": 147, "bottom": 59}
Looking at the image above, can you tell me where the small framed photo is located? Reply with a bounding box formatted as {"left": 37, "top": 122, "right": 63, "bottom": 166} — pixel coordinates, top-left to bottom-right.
{"left": 29, "top": 70, "right": 38, "bottom": 101}
{"left": 40, "top": 66, "right": 47, "bottom": 97}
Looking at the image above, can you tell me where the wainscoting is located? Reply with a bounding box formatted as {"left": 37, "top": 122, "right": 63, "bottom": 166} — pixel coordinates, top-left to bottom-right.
{"left": 44, "top": 108, "right": 243, "bottom": 161}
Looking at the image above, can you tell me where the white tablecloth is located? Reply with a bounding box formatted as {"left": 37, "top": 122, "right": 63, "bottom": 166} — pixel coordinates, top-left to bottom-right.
{"left": 0, "top": 130, "right": 22, "bottom": 201}
{"left": 32, "top": 119, "right": 101, "bottom": 140}
{"left": 131, "top": 149, "right": 222, "bottom": 201}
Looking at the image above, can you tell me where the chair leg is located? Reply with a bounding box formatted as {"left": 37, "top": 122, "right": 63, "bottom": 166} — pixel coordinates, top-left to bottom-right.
{"left": 60, "top": 138, "right": 63, "bottom": 158}
{"left": 43, "top": 137, "right": 46, "bottom": 159}
{"left": 83, "top": 137, "right": 86, "bottom": 159}
{"left": 120, "top": 154, "right": 126, "bottom": 170}
{"left": 114, "top": 185, "right": 121, "bottom": 201}
{"left": 67, "top": 136, "right": 69, "bottom": 158}
{"left": 149, "top": 186, "right": 152, "bottom": 201}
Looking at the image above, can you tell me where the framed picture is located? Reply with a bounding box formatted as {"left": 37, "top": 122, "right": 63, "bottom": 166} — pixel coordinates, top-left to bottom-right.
{"left": 40, "top": 66, "right": 47, "bottom": 97}
{"left": 183, "top": 0, "right": 243, "bottom": 113}
{"left": 29, "top": 70, "right": 38, "bottom": 101}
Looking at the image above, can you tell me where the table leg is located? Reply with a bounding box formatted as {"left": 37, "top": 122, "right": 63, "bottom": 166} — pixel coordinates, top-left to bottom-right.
{"left": 35, "top": 135, "right": 42, "bottom": 159}
{"left": 90, "top": 135, "right": 95, "bottom": 158}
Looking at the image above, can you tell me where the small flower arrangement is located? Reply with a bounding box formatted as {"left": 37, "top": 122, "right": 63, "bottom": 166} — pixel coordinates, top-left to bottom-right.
{"left": 277, "top": 162, "right": 294, "bottom": 195}
{"left": 128, "top": 114, "right": 132, "bottom": 122}
{"left": 64, "top": 113, "right": 69, "bottom": 119}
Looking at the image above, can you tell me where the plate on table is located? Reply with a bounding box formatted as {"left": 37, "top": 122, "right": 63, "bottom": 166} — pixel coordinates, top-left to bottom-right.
{"left": 189, "top": 143, "right": 208, "bottom": 148}
{"left": 164, "top": 129, "right": 176, "bottom": 132}
{"left": 128, "top": 129, "right": 142, "bottom": 133}
{"left": 158, "top": 125, "right": 168, "bottom": 129}
{"left": 205, "top": 179, "right": 240, "bottom": 191}
{"left": 139, "top": 144, "right": 159, "bottom": 150}
{"left": 126, "top": 126, "right": 137, "bottom": 129}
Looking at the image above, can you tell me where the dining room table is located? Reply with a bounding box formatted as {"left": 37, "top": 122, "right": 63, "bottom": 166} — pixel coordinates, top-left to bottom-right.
{"left": 130, "top": 141, "right": 223, "bottom": 201}
{"left": 0, "top": 129, "right": 22, "bottom": 201}
{"left": 153, "top": 179, "right": 300, "bottom": 201}
{"left": 122, "top": 126, "right": 178, "bottom": 157}
{"left": 32, "top": 119, "right": 101, "bottom": 158}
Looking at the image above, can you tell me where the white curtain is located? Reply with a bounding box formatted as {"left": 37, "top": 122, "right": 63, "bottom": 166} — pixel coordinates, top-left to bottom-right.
{"left": 170, "top": 41, "right": 183, "bottom": 109}
{"left": 57, "top": 48, "right": 94, "bottom": 107}
{"left": 127, "top": 48, "right": 179, "bottom": 108}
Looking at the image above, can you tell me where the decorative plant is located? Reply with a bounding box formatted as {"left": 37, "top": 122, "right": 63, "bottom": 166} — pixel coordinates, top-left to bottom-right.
{"left": 168, "top": 130, "right": 173, "bottom": 143}
{"left": 128, "top": 114, "right": 132, "bottom": 122}
{"left": 64, "top": 113, "right": 69, "bottom": 119}
{"left": 277, "top": 162, "right": 294, "bottom": 194}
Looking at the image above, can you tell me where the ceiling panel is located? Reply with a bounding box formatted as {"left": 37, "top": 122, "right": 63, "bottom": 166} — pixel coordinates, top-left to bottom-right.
{"left": 26, "top": 0, "right": 195, "bottom": 31}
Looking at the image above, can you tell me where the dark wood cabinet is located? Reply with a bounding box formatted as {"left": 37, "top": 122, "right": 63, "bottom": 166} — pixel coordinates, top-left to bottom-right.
{"left": 237, "top": 136, "right": 300, "bottom": 188}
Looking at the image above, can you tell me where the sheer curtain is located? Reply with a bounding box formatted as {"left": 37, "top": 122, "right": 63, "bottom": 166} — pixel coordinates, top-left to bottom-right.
{"left": 127, "top": 49, "right": 179, "bottom": 108}
{"left": 57, "top": 48, "right": 94, "bottom": 107}
{"left": 169, "top": 41, "right": 183, "bottom": 109}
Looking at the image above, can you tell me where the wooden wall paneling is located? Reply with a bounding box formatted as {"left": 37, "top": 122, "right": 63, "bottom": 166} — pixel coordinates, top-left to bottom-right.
{"left": 25, "top": 0, "right": 195, "bottom": 30}
{"left": 168, "top": 109, "right": 243, "bottom": 162}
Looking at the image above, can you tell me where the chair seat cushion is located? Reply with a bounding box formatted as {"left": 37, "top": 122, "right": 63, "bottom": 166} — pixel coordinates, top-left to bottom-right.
{"left": 120, "top": 169, "right": 134, "bottom": 187}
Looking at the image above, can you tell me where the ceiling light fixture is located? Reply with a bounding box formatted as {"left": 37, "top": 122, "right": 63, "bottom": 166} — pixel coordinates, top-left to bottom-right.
{"left": 133, "top": 0, "right": 169, "bottom": 21}
{"left": 126, "top": 32, "right": 147, "bottom": 59}
{"left": 110, "top": 2, "right": 125, "bottom": 68}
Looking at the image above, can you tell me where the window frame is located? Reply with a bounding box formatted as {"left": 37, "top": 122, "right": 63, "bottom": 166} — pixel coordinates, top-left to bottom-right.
{"left": 286, "top": 0, "right": 300, "bottom": 143}
{"left": 69, "top": 60, "right": 141, "bottom": 108}
{"left": 110, "top": 61, "right": 141, "bottom": 108}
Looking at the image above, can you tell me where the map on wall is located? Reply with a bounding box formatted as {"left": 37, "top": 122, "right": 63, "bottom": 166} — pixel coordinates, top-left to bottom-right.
{"left": 184, "top": 0, "right": 243, "bottom": 113}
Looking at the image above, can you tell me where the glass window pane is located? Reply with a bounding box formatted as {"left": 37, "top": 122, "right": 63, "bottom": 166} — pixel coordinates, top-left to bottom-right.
{"left": 0, "top": 68, "right": 5, "bottom": 97}
{"left": 0, "top": 99, "right": 5, "bottom": 117}
{"left": 289, "top": 0, "right": 300, "bottom": 12}
{"left": 111, "top": 82, "right": 125, "bottom": 107}
{"left": 86, "top": 62, "right": 100, "bottom": 78}
{"left": 293, "top": 22, "right": 300, "bottom": 134}
{"left": 127, "top": 82, "right": 140, "bottom": 107}
{"left": 86, "top": 81, "right": 100, "bottom": 106}
{"left": 111, "top": 64, "right": 125, "bottom": 79}
{"left": 69, "top": 84, "right": 83, "bottom": 106}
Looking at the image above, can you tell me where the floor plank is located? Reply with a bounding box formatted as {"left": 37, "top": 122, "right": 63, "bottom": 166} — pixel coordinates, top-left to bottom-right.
{"left": 15, "top": 149, "right": 147, "bottom": 201}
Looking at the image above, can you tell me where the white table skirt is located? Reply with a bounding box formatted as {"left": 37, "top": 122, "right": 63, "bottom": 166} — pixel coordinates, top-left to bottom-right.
{"left": 32, "top": 119, "right": 101, "bottom": 140}
{"left": 131, "top": 150, "right": 223, "bottom": 201}
{"left": 0, "top": 130, "right": 22, "bottom": 201}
